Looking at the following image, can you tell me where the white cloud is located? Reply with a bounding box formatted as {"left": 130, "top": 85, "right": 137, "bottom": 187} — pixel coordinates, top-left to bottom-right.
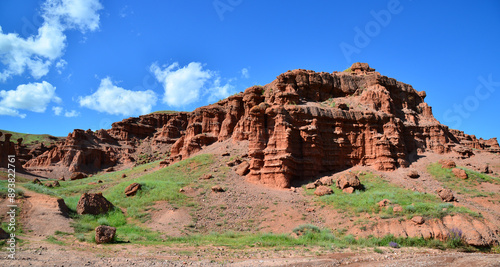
{"left": 241, "top": 68, "right": 249, "bottom": 79}
{"left": 64, "top": 109, "right": 79, "bottom": 117}
{"left": 0, "top": 81, "right": 61, "bottom": 117}
{"left": 0, "top": 0, "right": 102, "bottom": 81}
{"left": 55, "top": 59, "right": 67, "bottom": 74}
{"left": 52, "top": 106, "right": 63, "bottom": 115}
{"left": 151, "top": 62, "right": 234, "bottom": 107}
{"left": 79, "top": 77, "right": 157, "bottom": 116}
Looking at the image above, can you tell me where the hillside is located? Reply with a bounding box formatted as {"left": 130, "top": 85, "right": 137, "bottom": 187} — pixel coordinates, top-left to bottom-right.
{"left": 1, "top": 63, "right": 500, "bottom": 265}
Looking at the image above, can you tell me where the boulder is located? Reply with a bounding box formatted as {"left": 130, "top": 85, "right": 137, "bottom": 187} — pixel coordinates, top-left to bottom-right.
{"left": 305, "top": 183, "right": 316, "bottom": 189}
{"left": 52, "top": 181, "right": 60, "bottom": 187}
{"left": 70, "top": 172, "right": 88, "bottom": 180}
{"left": 124, "top": 183, "right": 141, "bottom": 196}
{"left": 407, "top": 169, "right": 419, "bottom": 179}
{"left": 314, "top": 186, "right": 333, "bottom": 196}
{"left": 235, "top": 161, "right": 250, "bottom": 176}
{"left": 95, "top": 225, "right": 116, "bottom": 244}
{"left": 477, "top": 164, "right": 490, "bottom": 174}
{"left": 76, "top": 193, "right": 114, "bottom": 215}
{"left": 318, "top": 176, "right": 334, "bottom": 186}
{"left": 437, "top": 188, "right": 456, "bottom": 202}
{"left": 336, "top": 172, "right": 361, "bottom": 190}
{"left": 452, "top": 168, "right": 468, "bottom": 179}
{"left": 439, "top": 160, "right": 456, "bottom": 169}
{"left": 342, "top": 187, "right": 355, "bottom": 194}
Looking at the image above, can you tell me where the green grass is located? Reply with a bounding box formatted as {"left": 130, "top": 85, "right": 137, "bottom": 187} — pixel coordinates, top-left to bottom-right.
{"left": 22, "top": 154, "right": 215, "bottom": 244}
{"left": 149, "top": 110, "right": 180, "bottom": 115}
{"left": 0, "top": 180, "right": 25, "bottom": 199}
{"left": 343, "top": 67, "right": 352, "bottom": 73}
{"left": 427, "top": 163, "right": 500, "bottom": 197}
{"left": 309, "top": 172, "right": 479, "bottom": 219}
{"left": 0, "top": 129, "right": 61, "bottom": 145}
{"left": 45, "top": 235, "right": 66, "bottom": 246}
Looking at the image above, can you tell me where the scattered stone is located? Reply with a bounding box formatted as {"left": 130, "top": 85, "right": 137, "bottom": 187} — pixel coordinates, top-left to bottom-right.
{"left": 221, "top": 152, "right": 230, "bottom": 157}
{"left": 33, "top": 178, "right": 42, "bottom": 185}
{"left": 342, "top": 187, "right": 355, "bottom": 194}
{"left": 411, "top": 216, "right": 425, "bottom": 224}
{"left": 318, "top": 176, "right": 334, "bottom": 186}
{"left": 98, "top": 180, "right": 103, "bottom": 183}
{"left": 226, "top": 158, "right": 242, "bottom": 167}
{"left": 393, "top": 205, "right": 403, "bottom": 212}
{"left": 105, "top": 167, "right": 115, "bottom": 172}
{"left": 452, "top": 168, "right": 468, "bottom": 179}
{"left": 314, "top": 186, "right": 333, "bottom": 196}
{"left": 76, "top": 193, "right": 114, "bottom": 215}
{"left": 124, "top": 183, "right": 141, "bottom": 197}
{"left": 407, "top": 169, "right": 419, "bottom": 179}
{"left": 305, "top": 183, "right": 316, "bottom": 189}
{"left": 235, "top": 161, "right": 250, "bottom": 176}
{"left": 378, "top": 199, "right": 391, "bottom": 207}
{"left": 52, "top": 181, "right": 60, "bottom": 187}
{"left": 70, "top": 172, "right": 88, "bottom": 181}
{"left": 211, "top": 186, "right": 225, "bottom": 193}
{"left": 439, "top": 159, "right": 456, "bottom": 169}
{"left": 179, "top": 188, "right": 185, "bottom": 193}
{"left": 477, "top": 164, "right": 491, "bottom": 174}
{"left": 306, "top": 207, "right": 315, "bottom": 212}
{"left": 45, "top": 182, "right": 53, "bottom": 188}
{"left": 437, "top": 188, "right": 456, "bottom": 202}
{"left": 336, "top": 172, "right": 361, "bottom": 189}
{"left": 95, "top": 225, "right": 116, "bottom": 244}
{"left": 199, "top": 174, "right": 213, "bottom": 180}
{"left": 121, "top": 174, "right": 127, "bottom": 178}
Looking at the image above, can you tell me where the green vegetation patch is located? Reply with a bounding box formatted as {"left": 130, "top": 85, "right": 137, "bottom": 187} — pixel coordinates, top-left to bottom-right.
{"left": 0, "top": 129, "right": 61, "bottom": 145}
{"left": 309, "top": 172, "right": 479, "bottom": 219}
{"left": 427, "top": 163, "right": 500, "bottom": 198}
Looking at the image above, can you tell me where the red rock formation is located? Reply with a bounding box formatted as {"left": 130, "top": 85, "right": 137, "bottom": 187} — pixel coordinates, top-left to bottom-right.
{"left": 22, "top": 63, "right": 499, "bottom": 187}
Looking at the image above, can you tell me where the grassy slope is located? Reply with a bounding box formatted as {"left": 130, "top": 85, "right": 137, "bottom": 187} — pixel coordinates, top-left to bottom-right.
{"left": 17, "top": 157, "right": 494, "bottom": 251}
{"left": 0, "top": 129, "right": 61, "bottom": 145}
{"left": 307, "top": 171, "right": 479, "bottom": 219}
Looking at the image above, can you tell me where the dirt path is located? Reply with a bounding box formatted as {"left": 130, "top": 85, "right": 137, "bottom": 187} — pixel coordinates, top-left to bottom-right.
{"left": 18, "top": 188, "right": 73, "bottom": 240}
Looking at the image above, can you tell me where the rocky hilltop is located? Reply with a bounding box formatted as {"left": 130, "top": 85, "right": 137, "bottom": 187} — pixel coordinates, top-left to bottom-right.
{"left": 22, "top": 63, "right": 499, "bottom": 186}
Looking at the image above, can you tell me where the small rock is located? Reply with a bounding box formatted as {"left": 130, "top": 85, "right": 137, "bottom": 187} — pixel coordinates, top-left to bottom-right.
{"left": 393, "top": 205, "right": 403, "bottom": 212}
{"left": 52, "top": 181, "right": 60, "bottom": 187}
{"left": 452, "top": 168, "right": 468, "bottom": 179}
{"left": 70, "top": 172, "right": 88, "bottom": 181}
{"left": 477, "top": 164, "right": 491, "bottom": 174}
{"left": 121, "top": 174, "right": 127, "bottom": 178}
{"left": 124, "top": 183, "right": 141, "bottom": 197}
{"left": 439, "top": 159, "right": 456, "bottom": 169}
{"left": 305, "top": 183, "right": 316, "bottom": 190}
{"left": 378, "top": 199, "right": 391, "bottom": 207}
{"left": 179, "top": 188, "right": 185, "bottom": 193}
{"left": 411, "top": 216, "right": 425, "bottom": 224}
{"left": 211, "top": 186, "right": 225, "bottom": 193}
{"left": 226, "top": 158, "right": 242, "bottom": 167}
{"left": 221, "top": 152, "right": 230, "bottom": 157}
{"left": 33, "top": 178, "right": 42, "bottom": 185}
{"left": 235, "top": 161, "right": 250, "bottom": 176}
{"left": 59, "top": 177, "right": 65, "bottom": 181}
{"left": 95, "top": 225, "right": 116, "bottom": 244}
{"left": 105, "top": 167, "right": 115, "bottom": 172}
{"left": 342, "top": 187, "right": 355, "bottom": 194}
{"left": 97, "top": 180, "right": 103, "bottom": 184}
{"left": 45, "top": 183, "right": 53, "bottom": 188}
{"left": 199, "top": 174, "right": 213, "bottom": 180}
{"left": 306, "top": 207, "right": 315, "bottom": 212}
{"left": 314, "top": 186, "right": 333, "bottom": 196}
{"left": 407, "top": 169, "right": 419, "bottom": 179}
{"left": 437, "top": 188, "right": 456, "bottom": 202}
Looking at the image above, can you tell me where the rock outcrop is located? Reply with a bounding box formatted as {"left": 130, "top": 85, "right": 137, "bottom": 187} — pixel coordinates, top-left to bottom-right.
{"left": 21, "top": 63, "right": 499, "bottom": 188}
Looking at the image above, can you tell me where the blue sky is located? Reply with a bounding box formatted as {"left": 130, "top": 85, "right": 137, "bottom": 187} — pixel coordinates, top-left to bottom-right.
{"left": 0, "top": 0, "right": 499, "bottom": 140}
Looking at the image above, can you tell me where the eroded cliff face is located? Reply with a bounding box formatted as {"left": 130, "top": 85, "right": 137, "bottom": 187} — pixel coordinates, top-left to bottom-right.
{"left": 23, "top": 63, "right": 500, "bottom": 184}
